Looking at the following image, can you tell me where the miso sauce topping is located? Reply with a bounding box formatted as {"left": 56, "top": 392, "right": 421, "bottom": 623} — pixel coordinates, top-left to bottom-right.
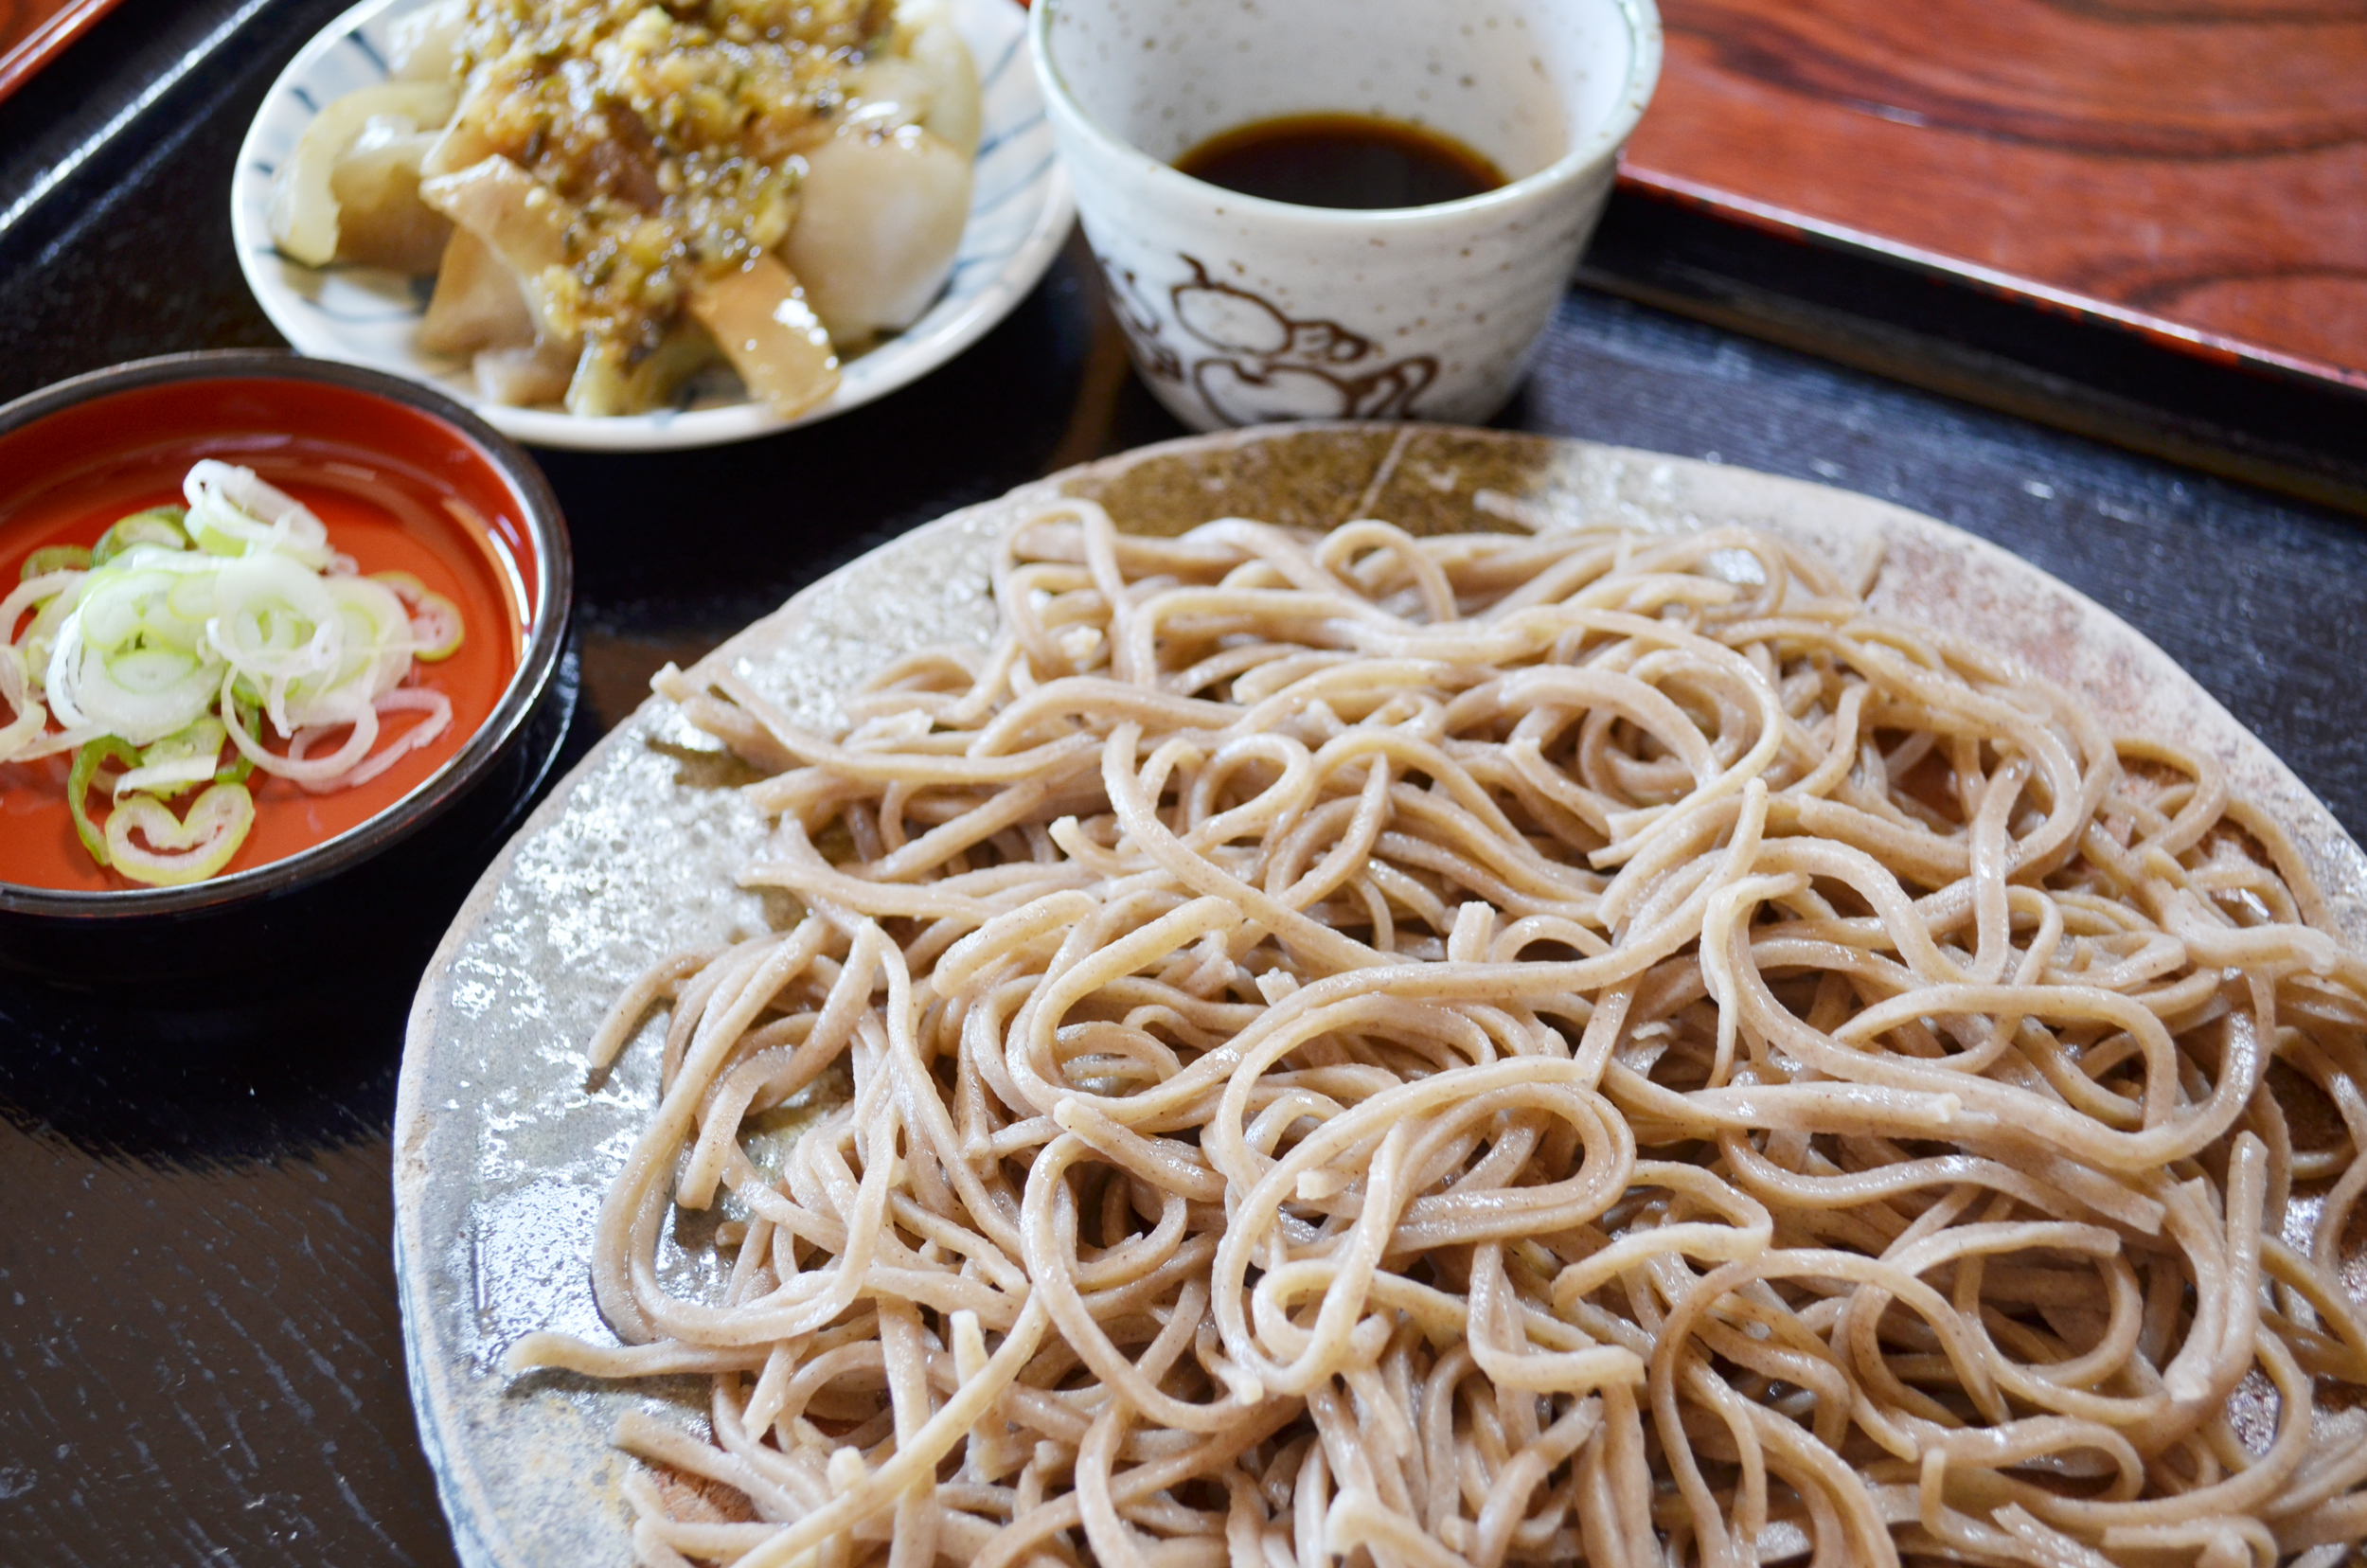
{"left": 1174, "top": 114, "right": 1507, "bottom": 210}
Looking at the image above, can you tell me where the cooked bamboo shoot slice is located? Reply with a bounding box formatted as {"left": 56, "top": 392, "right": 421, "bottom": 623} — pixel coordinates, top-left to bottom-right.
{"left": 687, "top": 256, "right": 841, "bottom": 419}
{"left": 269, "top": 80, "right": 457, "bottom": 267}
{"left": 418, "top": 157, "right": 577, "bottom": 347}
{"left": 474, "top": 344, "right": 577, "bottom": 408}
{"left": 625, "top": 329, "right": 725, "bottom": 412}
{"left": 419, "top": 229, "right": 536, "bottom": 357}
{"left": 329, "top": 126, "right": 450, "bottom": 272}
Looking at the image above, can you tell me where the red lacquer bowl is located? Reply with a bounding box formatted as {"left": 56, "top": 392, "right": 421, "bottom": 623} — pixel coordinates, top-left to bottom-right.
{"left": 0, "top": 352, "right": 575, "bottom": 992}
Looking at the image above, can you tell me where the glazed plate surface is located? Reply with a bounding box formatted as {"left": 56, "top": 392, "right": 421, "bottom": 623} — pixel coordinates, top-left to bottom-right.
{"left": 394, "top": 425, "right": 2367, "bottom": 1568}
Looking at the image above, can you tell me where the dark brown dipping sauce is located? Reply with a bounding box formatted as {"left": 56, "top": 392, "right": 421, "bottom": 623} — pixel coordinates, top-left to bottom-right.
{"left": 1174, "top": 114, "right": 1507, "bottom": 210}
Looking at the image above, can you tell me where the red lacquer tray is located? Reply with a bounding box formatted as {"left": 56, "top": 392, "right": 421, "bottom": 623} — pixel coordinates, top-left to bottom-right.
{"left": 0, "top": 0, "right": 123, "bottom": 106}
{"left": 1622, "top": 0, "right": 2367, "bottom": 393}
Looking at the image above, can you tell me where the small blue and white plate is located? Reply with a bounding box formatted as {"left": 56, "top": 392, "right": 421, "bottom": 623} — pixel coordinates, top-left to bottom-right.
{"left": 232, "top": 0, "right": 1072, "bottom": 452}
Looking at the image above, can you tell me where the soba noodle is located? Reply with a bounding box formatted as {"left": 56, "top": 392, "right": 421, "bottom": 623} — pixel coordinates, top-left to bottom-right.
{"left": 510, "top": 500, "right": 2367, "bottom": 1568}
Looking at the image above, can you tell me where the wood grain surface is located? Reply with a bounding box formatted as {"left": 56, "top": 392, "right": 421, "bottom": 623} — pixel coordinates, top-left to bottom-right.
{"left": 1623, "top": 0, "right": 2367, "bottom": 389}
{"left": 0, "top": 0, "right": 123, "bottom": 104}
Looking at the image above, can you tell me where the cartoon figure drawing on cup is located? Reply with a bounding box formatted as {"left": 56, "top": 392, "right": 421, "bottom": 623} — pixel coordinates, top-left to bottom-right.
{"left": 1168, "top": 257, "right": 1436, "bottom": 426}
{"left": 1095, "top": 257, "right": 1185, "bottom": 384}
{"left": 1035, "top": 0, "right": 1660, "bottom": 432}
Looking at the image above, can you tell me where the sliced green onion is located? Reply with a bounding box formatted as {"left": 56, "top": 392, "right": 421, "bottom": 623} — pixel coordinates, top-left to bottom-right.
{"left": 166, "top": 570, "right": 216, "bottom": 622}
{"left": 12, "top": 464, "right": 466, "bottom": 885}
{"left": 0, "top": 645, "right": 44, "bottom": 762}
{"left": 145, "top": 715, "right": 228, "bottom": 767}
{"left": 371, "top": 570, "right": 465, "bottom": 661}
{"left": 23, "top": 545, "right": 91, "bottom": 579}
{"left": 78, "top": 567, "right": 177, "bottom": 651}
{"left": 215, "top": 698, "right": 260, "bottom": 784}
{"left": 67, "top": 737, "right": 142, "bottom": 866}
{"left": 106, "top": 647, "right": 202, "bottom": 693}
{"left": 13, "top": 576, "right": 82, "bottom": 670}
{"left": 91, "top": 508, "right": 190, "bottom": 566}
{"left": 413, "top": 589, "right": 465, "bottom": 661}
{"left": 55, "top": 626, "right": 217, "bottom": 743}
{"left": 116, "top": 755, "right": 217, "bottom": 797}
{"left": 185, "top": 466, "right": 332, "bottom": 568}
{"left": 104, "top": 781, "right": 256, "bottom": 886}
{"left": 118, "top": 717, "right": 230, "bottom": 799}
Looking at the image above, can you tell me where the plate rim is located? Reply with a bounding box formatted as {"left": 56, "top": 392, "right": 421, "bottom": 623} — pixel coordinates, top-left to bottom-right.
{"left": 231, "top": 0, "right": 1076, "bottom": 453}
{"left": 394, "top": 423, "right": 2367, "bottom": 1568}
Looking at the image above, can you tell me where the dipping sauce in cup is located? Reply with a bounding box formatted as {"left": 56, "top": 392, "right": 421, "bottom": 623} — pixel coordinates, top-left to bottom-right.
{"left": 1031, "top": 0, "right": 1662, "bottom": 431}
{"left": 1176, "top": 115, "right": 1508, "bottom": 211}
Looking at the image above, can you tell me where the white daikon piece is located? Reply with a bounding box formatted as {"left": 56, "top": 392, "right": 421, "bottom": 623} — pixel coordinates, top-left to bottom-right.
{"left": 783, "top": 124, "right": 971, "bottom": 347}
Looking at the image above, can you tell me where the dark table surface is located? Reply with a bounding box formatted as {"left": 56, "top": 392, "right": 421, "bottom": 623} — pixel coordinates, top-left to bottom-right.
{"left": 2, "top": 2, "right": 2365, "bottom": 1564}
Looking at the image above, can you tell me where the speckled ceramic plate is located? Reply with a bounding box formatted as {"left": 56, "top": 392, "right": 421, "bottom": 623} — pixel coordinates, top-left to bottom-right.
{"left": 233, "top": 0, "right": 1071, "bottom": 452}
{"left": 394, "top": 425, "right": 2367, "bottom": 1568}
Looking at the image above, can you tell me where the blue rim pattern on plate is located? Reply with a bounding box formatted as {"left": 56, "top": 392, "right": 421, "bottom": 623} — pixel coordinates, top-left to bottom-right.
{"left": 232, "top": 0, "right": 1074, "bottom": 452}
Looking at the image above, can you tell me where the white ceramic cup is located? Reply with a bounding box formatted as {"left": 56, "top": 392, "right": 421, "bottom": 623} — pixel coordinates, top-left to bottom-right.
{"left": 1031, "top": 0, "right": 1661, "bottom": 432}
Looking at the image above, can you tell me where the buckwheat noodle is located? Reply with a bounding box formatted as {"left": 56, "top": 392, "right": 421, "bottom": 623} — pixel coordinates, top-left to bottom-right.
{"left": 510, "top": 501, "right": 2367, "bottom": 1568}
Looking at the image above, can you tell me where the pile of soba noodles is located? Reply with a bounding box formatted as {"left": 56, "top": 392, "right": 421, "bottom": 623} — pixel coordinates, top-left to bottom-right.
{"left": 511, "top": 499, "right": 2367, "bottom": 1568}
